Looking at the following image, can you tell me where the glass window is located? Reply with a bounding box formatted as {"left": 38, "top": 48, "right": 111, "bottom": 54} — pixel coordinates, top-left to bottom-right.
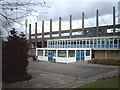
{"left": 45, "top": 50, "right": 48, "bottom": 56}
{"left": 97, "top": 39, "right": 101, "bottom": 44}
{"left": 119, "top": 38, "right": 120, "bottom": 44}
{"left": 114, "top": 38, "right": 117, "bottom": 44}
{"left": 60, "top": 40, "right": 62, "bottom": 45}
{"left": 86, "top": 50, "right": 90, "bottom": 56}
{"left": 101, "top": 39, "right": 105, "bottom": 44}
{"left": 106, "top": 39, "right": 109, "bottom": 44}
{"left": 94, "top": 39, "right": 97, "bottom": 44}
{"left": 83, "top": 40, "right": 85, "bottom": 44}
{"left": 80, "top": 40, "right": 82, "bottom": 44}
{"left": 53, "top": 50, "right": 56, "bottom": 56}
{"left": 90, "top": 39, "right": 93, "bottom": 44}
{"left": 110, "top": 38, "right": 113, "bottom": 44}
{"left": 77, "top": 40, "right": 79, "bottom": 44}
{"left": 86, "top": 39, "right": 89, "bottom": 44}
{"left": 68, "top": 50, "right": 75, "bottom": 57}
{"left": 58, "top": 50, "right": 66, "bottom": 57}
{"left": 38, "top": 50, "right": 43, "bottom": 56}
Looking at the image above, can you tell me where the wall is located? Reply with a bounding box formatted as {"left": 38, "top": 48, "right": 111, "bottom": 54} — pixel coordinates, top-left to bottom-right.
{"left": 28, "top": 49, "right": 36, "bottom": 57}
{"left": 94, "top": 50, "right": 119, "bottom": 60}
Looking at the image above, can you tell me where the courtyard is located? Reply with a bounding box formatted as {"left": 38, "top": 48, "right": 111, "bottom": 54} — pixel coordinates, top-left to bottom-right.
{"left": 3, "top": 58, "right": 119, "bottom": 88}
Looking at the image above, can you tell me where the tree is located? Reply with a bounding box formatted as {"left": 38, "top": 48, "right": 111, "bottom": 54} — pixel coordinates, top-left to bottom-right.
{"left": 0, "top": 1, "right": 50, "bottom": 35}
{"left": 2, "top": 28, "right": 32, "bottom": 83}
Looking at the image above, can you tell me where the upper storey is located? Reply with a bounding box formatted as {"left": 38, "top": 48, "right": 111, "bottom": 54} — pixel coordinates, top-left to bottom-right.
{"left": 47, "top": 36, "right": 120, "bottom": 50}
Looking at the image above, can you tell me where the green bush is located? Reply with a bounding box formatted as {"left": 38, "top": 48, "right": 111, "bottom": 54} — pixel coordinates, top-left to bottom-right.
{"left": 2, "top": 28, "right": 32, "bottom": 83}
{"left": 88, "top": 59, "right": 120, "bottom": 66}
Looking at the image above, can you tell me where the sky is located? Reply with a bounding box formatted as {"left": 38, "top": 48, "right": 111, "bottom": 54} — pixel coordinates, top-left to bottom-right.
{"left": 1, "top": 0, "right": 120, "bottom": 36}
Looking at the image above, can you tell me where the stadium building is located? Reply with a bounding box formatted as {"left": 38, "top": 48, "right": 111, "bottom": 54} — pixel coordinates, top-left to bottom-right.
{"left": 29, "top": 6, "right": 120, "bottom": 63}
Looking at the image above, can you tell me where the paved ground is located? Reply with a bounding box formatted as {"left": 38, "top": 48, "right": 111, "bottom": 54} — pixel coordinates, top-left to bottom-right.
{"left": 3, "top": 59, "right": 119, "bottom": 88}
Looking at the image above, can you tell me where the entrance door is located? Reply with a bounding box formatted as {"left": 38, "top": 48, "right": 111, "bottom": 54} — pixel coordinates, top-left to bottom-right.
{"left": 48, "top": 52, "right": 53, "bottom": 62}
{"left": 76, "top": 50, "right": 84, "bottom": 62}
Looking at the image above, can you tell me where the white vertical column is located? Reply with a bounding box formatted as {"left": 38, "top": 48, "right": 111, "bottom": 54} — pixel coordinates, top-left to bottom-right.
{"left": 43, "top": 49, "right": 45, "bottom": 56}
{"left": 36, "top": 48, "right": 38, "bottom": 56}
{"left": 90, "top": 49, "right": 92, "bottom": 60}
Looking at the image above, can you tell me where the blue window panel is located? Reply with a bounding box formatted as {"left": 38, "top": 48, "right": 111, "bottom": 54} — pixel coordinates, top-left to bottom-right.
{"left": 68, "top": 45, "right": 71, "bottom": 48}
{"left": 119, "top": 44, "right": 120, "bottom": 48}
{"left": 86, "top": 45, "right": 89, "bottom": 48}
{"left": 110, "top": 44, "right": 113, "bottom": 48}
{"left": 105, "top": 44, "right": 109, "bottom": 48}
{"left": 94, "top": 45, "right": 97, "bottom": 48}
{"left": 83, "top": 45, "right": 86, "bottom": 48}
{"left": 114, "top": 44, "right": 118, "bottom": 48}
{"left": 101, "top": 44, "right": 104, "bottom": 48}
{"left": 90, "top": 45, "right": 93, "bottom": 48}
{"left": 98, "top": 45, "right": 101, "bottom": 48}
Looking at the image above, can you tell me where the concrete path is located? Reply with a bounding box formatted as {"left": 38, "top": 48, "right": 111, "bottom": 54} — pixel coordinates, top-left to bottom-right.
{"left": 3, "top": 59, "right": 119, "bottom": 88}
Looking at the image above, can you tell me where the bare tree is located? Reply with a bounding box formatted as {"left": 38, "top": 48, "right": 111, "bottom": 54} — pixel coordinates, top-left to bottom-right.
{"left": 0, "top": 0, "right": 50, "bottom": 36}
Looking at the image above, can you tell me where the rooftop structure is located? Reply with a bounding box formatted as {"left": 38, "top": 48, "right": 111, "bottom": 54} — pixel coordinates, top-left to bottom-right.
{"left": 29, "top": 7, "right": 120, "bottom": 63}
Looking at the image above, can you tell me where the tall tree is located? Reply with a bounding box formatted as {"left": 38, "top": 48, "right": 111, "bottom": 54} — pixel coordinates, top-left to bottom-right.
{"left": 2, "top": 28, "right": 31, "bottom": 83}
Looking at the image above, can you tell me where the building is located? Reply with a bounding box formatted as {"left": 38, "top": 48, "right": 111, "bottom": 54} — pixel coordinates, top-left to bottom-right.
{"left": 118, "top": 1, "right": 120, "bottom": 23}
{"left": 29, "top": 7, "right": 120, "bottom": 63}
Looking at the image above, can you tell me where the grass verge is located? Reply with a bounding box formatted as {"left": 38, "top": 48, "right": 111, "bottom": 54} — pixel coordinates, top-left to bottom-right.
{"left": 75, "top": 77, "right": 119, "bottom": 89}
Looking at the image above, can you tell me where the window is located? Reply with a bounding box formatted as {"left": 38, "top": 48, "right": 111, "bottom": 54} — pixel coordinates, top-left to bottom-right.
{"left": 86, "top": 50, "right": 90, "bottom": 56}
{"left": 94, "top": 39, "right": 97, "bottom": 44}
{"left": 101, "top": 39, "right": 105, "bottom": 44}
{"left": 38, "top": 50, "right": 43, "bottom": 56}
{"left": 68, "top": 50, "right": 75, "bottom": 57}
{"left": 83, "top": 40, "right": 85, "bottom": 44}
{"left": 45, "top": 50, "right": 48, "bottom": 56}
{"left": 114, "top": 38, "right": 117, "bottom": 44}
{"left": 90, "top": 39, "right": 93, "bottom": 44}
{"left": 97, "top": 39, "right": 101, "bottom": 44}
{"left": 58, "top": 50, "right": 66, "bottom": 57}
{"left": 80, "top": 40, "right": 82, "bottom": 45}
{"left": 86, "top": 39, "right": 89, "bottom": 44}
{"left": 110, "top": 38, "right": 113, "bottom": 44}
{"left": 77, "top": 40, "right": 79, "bottom": 44}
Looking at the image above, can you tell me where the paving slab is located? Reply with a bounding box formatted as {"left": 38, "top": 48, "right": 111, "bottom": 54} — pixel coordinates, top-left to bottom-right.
{"left": 2, "top": 59, "right": 119, "bottom": 88}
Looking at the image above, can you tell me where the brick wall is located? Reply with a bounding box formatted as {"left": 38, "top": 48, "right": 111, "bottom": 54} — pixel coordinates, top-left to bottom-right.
{"left": 94, "top": 50, "right": 119, "bottom": 60}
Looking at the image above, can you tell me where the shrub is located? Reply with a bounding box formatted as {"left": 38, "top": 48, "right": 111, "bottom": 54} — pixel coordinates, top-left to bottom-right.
{"left": 2, "top": 28, "right": 32, "bottom": 83}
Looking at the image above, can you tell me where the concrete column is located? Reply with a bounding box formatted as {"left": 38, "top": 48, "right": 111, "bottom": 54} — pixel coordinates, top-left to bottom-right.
{"left": 96, "top": 10, "right": 99, "bottom": 36}
{"left": 70, "top": 15, "right": 72, "bottom": 38}
{"left": 113, "top": 7, "right": 116, "bottom": 35}
{"left": 42, "top": 21, "right": 44, "bottom": 48}
{"left": 35, "top": 22, "right": 37, "bottom": 48}
{"left": 29, "top": 24, "right": 32, "bottom": 48}
{"left": 59, "top": 17, "right": 61, "bottom": 37}
{"left": 82, "top": 12, "right": 84, "bottom": 37}
{"left": 50, "top": 19, "right": 52, "bottom": 38}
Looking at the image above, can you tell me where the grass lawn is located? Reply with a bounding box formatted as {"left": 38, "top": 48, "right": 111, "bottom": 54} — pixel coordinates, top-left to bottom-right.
{"left": 76, "top": 77, "right": 119, "bottom": 88}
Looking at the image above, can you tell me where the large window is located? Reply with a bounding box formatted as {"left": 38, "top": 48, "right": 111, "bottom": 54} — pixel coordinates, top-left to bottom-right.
{"left": 45, "top": 50, "right": 48, "bottom": 56}
{"left": 38, "top": 50, "right": 43, "bottom": 56}
{"left": 86, "top": 50, "right": 90, "bottom": 56}
{"left": 114, "top": 38, "right": 117, "bottom": 44}
{"left": 68, "top": 50, "right": 75, "bottom": 57}
{"left": 58, "top": 50, "right": 66, "bottom": 57}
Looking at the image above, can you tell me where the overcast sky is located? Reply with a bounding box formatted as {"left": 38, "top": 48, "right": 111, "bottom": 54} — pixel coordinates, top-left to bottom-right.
{"left": 1, "top": 0, "right": 120, "bottom": 35}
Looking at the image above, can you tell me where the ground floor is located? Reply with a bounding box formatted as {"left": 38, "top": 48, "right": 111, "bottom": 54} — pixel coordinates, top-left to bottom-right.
{"left": 36, "top": 48, "right": 120, "bottom": 63}
{"left": 36, "top": 48, "right": 92, "bottom": 63}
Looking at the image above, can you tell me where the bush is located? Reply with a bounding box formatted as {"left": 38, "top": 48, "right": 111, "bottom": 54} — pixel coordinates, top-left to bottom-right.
{"left": 2, "top": 28, "right": 32, "bottom": 83}
{"left": 88, "top": 59, "right": 120, "bottom": 66}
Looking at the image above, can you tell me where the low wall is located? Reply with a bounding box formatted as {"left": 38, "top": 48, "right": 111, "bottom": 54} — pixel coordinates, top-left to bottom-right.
{"left": 94, "top": 50, "right": 120, "bottom": 60}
